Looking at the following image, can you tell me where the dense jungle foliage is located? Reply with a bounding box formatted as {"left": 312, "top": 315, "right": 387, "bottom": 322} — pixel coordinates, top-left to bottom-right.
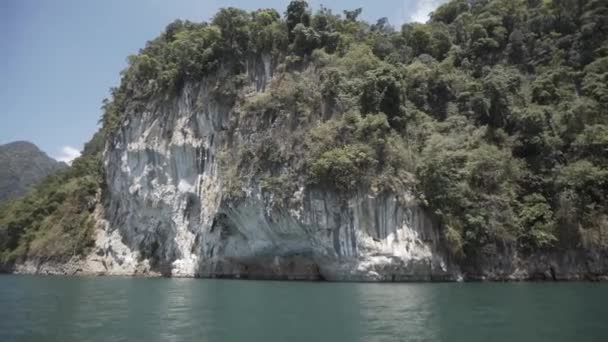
{"left": 1, "top": 0, "right": 607, "bottom": 265}
{"left": 0, "top": 149, "right": 102, "bottom": 265}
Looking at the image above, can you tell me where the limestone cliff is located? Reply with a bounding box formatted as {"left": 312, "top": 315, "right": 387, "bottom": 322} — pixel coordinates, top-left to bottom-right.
{"left": 92, "top": 60, "right": 456, "bottom": 281}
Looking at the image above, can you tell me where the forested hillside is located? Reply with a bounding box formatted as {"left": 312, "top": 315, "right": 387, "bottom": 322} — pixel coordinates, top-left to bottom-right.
{"left": 1, "top": 0, "right": 607, "bottom": 269}
{"left": 0, "top": 141, "right": 66, "bottom": 204}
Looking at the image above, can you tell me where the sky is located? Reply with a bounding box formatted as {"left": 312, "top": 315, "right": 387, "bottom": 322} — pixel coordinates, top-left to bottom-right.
{"left": 0, "top": 0, "right": 446, "bottom": 163}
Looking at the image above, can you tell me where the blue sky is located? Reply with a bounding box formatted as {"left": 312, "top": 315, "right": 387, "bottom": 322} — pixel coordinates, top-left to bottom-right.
{"left": 0, "top": 0, "right": 446, "bottom": 162}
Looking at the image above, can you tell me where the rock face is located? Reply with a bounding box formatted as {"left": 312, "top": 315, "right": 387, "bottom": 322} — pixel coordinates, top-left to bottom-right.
{"left": 96, "top": 61, "right": 459, "bottom": 281}
{"left": 0, "top": 141, "right": 66, "bottom": 203}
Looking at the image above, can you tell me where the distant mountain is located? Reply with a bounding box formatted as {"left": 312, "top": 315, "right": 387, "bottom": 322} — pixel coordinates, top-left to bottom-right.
{"left": 0, "top": 141, "right": 66, "bottom": 203}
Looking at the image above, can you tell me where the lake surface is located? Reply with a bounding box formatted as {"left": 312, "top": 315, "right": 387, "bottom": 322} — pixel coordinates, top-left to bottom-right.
{"left": 0, "top": 275, "right": 606, "bottom": 342}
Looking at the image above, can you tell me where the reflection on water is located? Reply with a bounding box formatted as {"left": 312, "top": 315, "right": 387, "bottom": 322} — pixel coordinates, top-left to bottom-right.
{"left": 356, "top": 283, "right": 439, "bottom": 341}
{"left": 1, "top": 275, "right": 607, "bottom": 342}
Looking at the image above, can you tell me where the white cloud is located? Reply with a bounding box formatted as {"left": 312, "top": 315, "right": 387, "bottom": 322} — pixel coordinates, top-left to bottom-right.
{"left": 405, "top": 0, "right": 449, "bottom": 24}
{"left": 55, "top": 146, "right": 81, "bottom": 164}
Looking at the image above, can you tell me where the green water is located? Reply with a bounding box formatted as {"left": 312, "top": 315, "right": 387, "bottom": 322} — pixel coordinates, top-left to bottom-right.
{"left": 0, "top": 275, "right": 606, "bottom": 341}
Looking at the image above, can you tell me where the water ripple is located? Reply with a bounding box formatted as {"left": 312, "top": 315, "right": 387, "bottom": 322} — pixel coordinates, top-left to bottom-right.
{"left": 1, "top": 276, "right": 607, "bottom": 342}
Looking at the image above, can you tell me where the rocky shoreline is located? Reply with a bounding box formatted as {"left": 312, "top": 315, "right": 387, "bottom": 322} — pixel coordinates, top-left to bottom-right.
{"left": 4, "top": 247, "right": 606, "bottom": 282}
